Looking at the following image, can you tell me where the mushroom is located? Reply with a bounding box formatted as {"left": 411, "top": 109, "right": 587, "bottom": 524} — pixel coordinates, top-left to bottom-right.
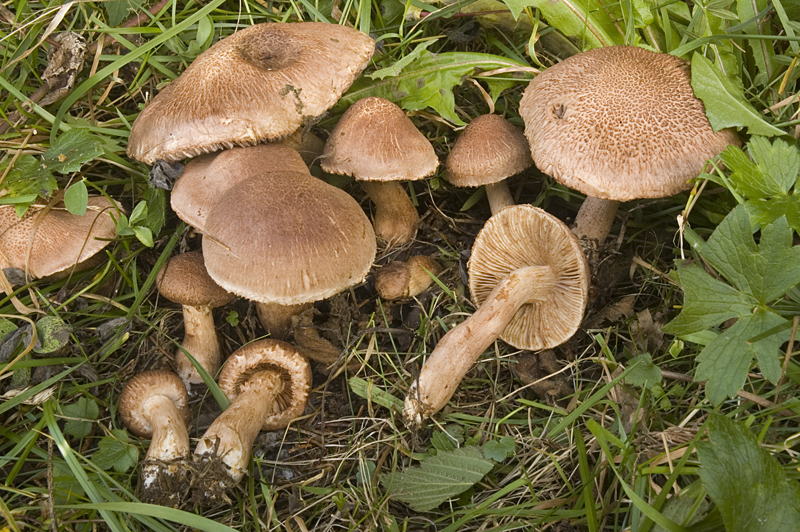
{"left": 156, "top": 251, "right": 234, "bottom": 386}
{"left": 127, "top": 22, "right": 375, "bottom": 164}
{"left": 193, "top": 339, "right": 311, "bottom": 496}
{"left": 445, "top": 114, "right": 533, "bottom": 214}
{"left": 321, "top": 97, "right": 439, "bottom": 247}
{"left": 519, "top": 45, "right": 739, "bottom": 245}
{"left": 403, "top": 205, "right": 589, "bottom": 425}
{"left": 0, "top": 196, "right": 119, "bottom": 280}
{"left": 118, "top": 370, "right": 191, "bottom": 507}
{"left": 201, "top": 171, "right": 376, "bottom": 364}
{"left": 375, "top": 255, "right": 443, "bottom": 300}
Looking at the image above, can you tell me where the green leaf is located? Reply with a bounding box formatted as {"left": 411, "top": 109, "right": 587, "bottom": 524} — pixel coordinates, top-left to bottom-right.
{"left": 690, "top": 53, "right": 784, "bottom": 137}
{"left": 735, "top": 0, "right": 777, "bottom": 85}
{"left": 64, "top": 181, "right": 89, "bottom": 216}
{"left": 0, "top": 154, "right": 57, "bottom": 202}
{"left": 34, "top": 316, "right": 73, "bottom": 354}
{"left": 482, "top": 436, "right": 516, "bottom": 462}
{"left": 348, "top": 376, "right": 404, "bottom": 412}
{"left": 369, "top": 40, "right": 439, "bottom": 80}
{"left": 141, "top": 187, "right": 166, "bottom": 236}
{"left": 43, "top": 129, "right": 104, "bottom": 174}
{"left": 381, "top": 446, "right": 494, "bottom": 511}
{"left": 132, "top": 225, "right": 154, "bottom": 248}
{"left": 697, "top": 414, "right": 800, "bottom": 531}
{"left": 105, "top": 0, "right": 144, "bottom": 27}
{"left": 745, "top": 197, "right": 800, "bottom": 234}
{"left": 62, "top": 397, "right": 99, "bottom": 439}
{"left": 92, "top": 429, "right": 138, "bottom": 473}
{"left": 342, "top": 51, "right": 530, "bottom": 125}
{"left": 747, "top": 136, "right": 800, "bottom": 192}
{"left": 624, "top": 353, "right": 663, "bottom": 389}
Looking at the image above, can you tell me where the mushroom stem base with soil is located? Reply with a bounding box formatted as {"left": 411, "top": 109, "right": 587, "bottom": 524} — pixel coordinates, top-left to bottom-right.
{"left": 404, "top": 265, "right": 556, "bottom": 425}
{"left": 256, "top": 301, "right": 313, "bottom": 340}
{"left": 178, "top": 305, "right": 222, "bottom": 386}
{"left": 485, "top": 181, "right": 515, "bottom": 214}
{"left": 572, "top": 196, "right": 620, "bottom": 245}
{"left": 361, "top": 180, "right": 419, "bottom": 246}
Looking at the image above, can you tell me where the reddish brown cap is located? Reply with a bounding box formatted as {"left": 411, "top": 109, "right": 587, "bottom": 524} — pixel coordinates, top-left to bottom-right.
{"left": 468, "top": 205, "right": 589, "bottom": 350}
{"left": 446, "top": 114, "right": 532, "bottom": 187}
{"left": 218, "top": 339, "right": 311, "bottom": 430}
{"left": 156, "top": 250, "right": 234, "bottom": 308}
{"left": 519, "top": 46, "right": 740, "bottom": 201}
{"left": 119, "top": 370, "right": 191, "bottom": 438}
{"left": 321, "top": 97, "right": 439, "bottom": 182}
{"left": 127, "top": 22, "right": 375, "bottom": 164}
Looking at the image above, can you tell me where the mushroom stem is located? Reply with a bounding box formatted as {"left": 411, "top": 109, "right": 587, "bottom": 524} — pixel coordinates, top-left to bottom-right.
{"left": 178, "top": 305, "right": 222, "bottom": 385}
{"left": 572, "top": 197, "right": 620, "bottom": 245}
{"left": 141, "top": 394, "right": 191, "bottom": 464}
{"left": 361, "top": 181, "right": 420, "bottom": 246}
{"left": 194, "top": 369, "right": 283, "bottom": 481}
{"left": 485, "top": 181, "right": 515, "bottom": 214}
{"left": 404, "top": 265, "right": 556, "bottom": 425}
{"left": 256, "top": 301, "right": 313, "bottom": 340}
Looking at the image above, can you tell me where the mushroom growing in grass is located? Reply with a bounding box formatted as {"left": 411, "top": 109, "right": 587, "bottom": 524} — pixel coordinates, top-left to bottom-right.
{"left": 375, "top": 255, "right": 443, "bottom": 300}
{"left": 119, "top": 370, "right": 191, "bottom": 507}
{"left": 193, "top": 339, "right": 311, "bottom": 500}
{"left": 519, "top": 45, "right": 739, "bottom": 246}
{"left": 321, "top": 97, "right": 439, "bottom": 247}
{"left": 446, "top": 114, "right": 533, "bottom": 214}
{"left": 156, "top": 251, "right": 234, "bottom": 387}
{"left": 403, "top": 205, "right": 590, "bottom": 425}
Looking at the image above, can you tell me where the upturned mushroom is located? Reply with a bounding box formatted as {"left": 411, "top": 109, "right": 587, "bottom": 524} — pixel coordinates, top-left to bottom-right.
{"left": 375, "top": 255, "right": 443, "bottom": 300}
{"left": 446, "top": 114, "right": 533, "bottom": 214}
{"left": 519, "top": 45, "right": 739, "bottom": 245}
{"left": 321, "top": 97, "right": 439, "bottom": 247}
{"left": 127, "top": 22, "right": 375, "bottom": 164}
{"left": 156, "top": 251, "right": 234, "bottom": 386}
{"left": 119, "top": 370, "right": 191, "bottom": 507}
{"left": 404, "top": 205, "right": 589, "bottom": 425}
{"left": 193, "top": 339, "right": 311, "bottom": 499}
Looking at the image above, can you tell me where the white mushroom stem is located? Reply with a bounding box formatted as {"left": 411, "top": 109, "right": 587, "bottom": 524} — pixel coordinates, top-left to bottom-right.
{"left": 572, "top": 197, "right": 620, "bottom": 245}
{"left": 485, "top": 181, "right": 515, "bottom": 214}
{"left": 177, "top": 305, "right": 222, "bottom": 386}
{"left": 361, "top": 181, "right": 420, "bottom": 246}
{"left": 139, "top": 394, "right": 191, "bottom": 490}
{"left": 404, "top": 265, "right": 556, "bottom": 425}
{"left": 194, "top": 370, "right": 283, "bottom": 482}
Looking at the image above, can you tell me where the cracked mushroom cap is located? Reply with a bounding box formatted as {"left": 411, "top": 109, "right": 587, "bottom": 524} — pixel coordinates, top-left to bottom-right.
{"left": 321, "top": 97, "right": 439, "bottom": 182}
{"left": 468, "top": 204, "right": 589, "bottom": 350}
{"left": 202, "top": 171, "right": 376, "bottom": 305}
{"left": 446, "top": 114, "right": 532, "bottom": 187}
{"left": 127, "top": 22, "right": 376, "bottom": 164}
{"left": 0, "top": 196, "right": 119, "bottom": 279}
{"left": 171, "top": 144, "right": 309, "bottom": 232}
{"left": 119, "top": 370, "right": 191, "bottom": 438}
{"left": 156, "top": 250, "right": 234, "bottom": 308}
{"left": 519, "top": 45, "right": 740, "bottom": 201}
{"left": 218, "top": 339, "right": 312, "bottom": 430}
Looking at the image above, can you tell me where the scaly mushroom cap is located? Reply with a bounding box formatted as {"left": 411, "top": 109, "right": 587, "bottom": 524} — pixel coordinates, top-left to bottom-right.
{"left": 156, "top": 250, "right": 234, "bottom": 308}
{"left": 446, "top": 114, "right": 532, "bottom": 187}
{"left": 202, "top": 171, "right": 376, "bottom": 305}
{"left": 0, "top": 196, "right": 119, "bottom": 279}
{"left": 170, "top": 144, "right": 309, "bottom": 232}
{"left": 127, "top": 22, "right": 376, "bottom": 164}
{"left": 468, "top": 205, "right": 589, "bottom": 350}
{"left": 519, "top": 45, "right": 740, "bottom": 201}
{"left": 321, "top": 97, "right": 439, "bottom": 182}
{"left": 218, "top": 339, "right": 312, "bottom": 430}
{"left": 119, "top": 370, "right": 191, "bottom": 438}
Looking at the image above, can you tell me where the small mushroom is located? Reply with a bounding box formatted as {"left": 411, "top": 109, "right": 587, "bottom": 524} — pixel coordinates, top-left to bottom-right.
{"left": 156, "top": 251, "right": 234, "bottom": 387}
{"left": 375, "top": 255, "right": 443, "bottom": 300}
{"left": 193, "top": 339, "right": 311, "bottom": 500}
{"left": 403, "top": 205, "right": 589, "bottom": 425}
{"left": 119, "top": 370, "right": 191, "bottom": 507}
{"left": 446, "top": 114, "right": 533, "bottom": 214}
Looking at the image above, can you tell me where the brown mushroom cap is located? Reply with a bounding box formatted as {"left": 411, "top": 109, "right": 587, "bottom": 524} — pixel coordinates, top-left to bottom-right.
{"left": 217, "top": 339, "right": 312, "bottom": 430}
{"left": 375, "top": 255, "right": 442, "bottom": 300}
{"left": 170, "top": 144, "right": 309, "bottom": 232}
{"left": 0, "top": 196, "right": 119, "bottom": 279}
{"left": 468, "top": 204, "right": 589, "bottom": 350}
{"left": 202, "top": 171, "right": 376, "bottom": 305}
{"left": 156, "top": 250, "right": 234, "bottom": 308}
{"left": 119, "top": 370, "right": 191, "bottom": 438}
{"left": 127, "top": 22, "right": 375, "bottom": 164}
{"left": 519, "top": 45, "right": 740, "bottom": 201}
{"left": 446, "top": 114, "right": 532, "bottom": 187}
{"left": 321, "top": 97, "right": 439, "bottom": 182}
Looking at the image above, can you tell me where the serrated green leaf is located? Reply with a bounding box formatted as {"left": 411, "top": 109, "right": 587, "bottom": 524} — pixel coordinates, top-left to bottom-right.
{"left": 690, "top": 53, "right": 784, "bottom": 137}
{"left": 43, "top": 129, "right": 104, "bottom": 174}
{"left": 431, "top": 431, "right": 458, "bottom": 452}
{"left": 34, "top": 316, "right": 73, "bottom": 354}
{"left": 482, "top": 436, "right": 516, "bottom": 462}
{"left": 370, "top": 40, "right": 439, "bottom": 80}
{"left": 745, "top": 197, "right": 800, "bottom": 234}
{"left": 697, "top": 414, "right": 800, "bottom": 531}
{"left": 719, "top": 145, "right": 774, "bottom": 198}
{"left": 92, "top": 429, "right": 138, "bottom": 473}
{"left": 624, "top": 353, "right": 662, "bottom": 389}
{"left": 64, "top": 181, "right": 88, "bottom": 216}
{"left": 63, "top": 397, "right": 99, "bottom": 439}
{"left": 381, "top": 446, "right": 494, "bottom": 511}
{"left": 1, "top": 154, "right": 57, "bottom": 202}
{"left": 748, "top": 136, "right": 800, "bottom": 192}
{"left": 342, "top": 51, "right": 530, "bottom": 125}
